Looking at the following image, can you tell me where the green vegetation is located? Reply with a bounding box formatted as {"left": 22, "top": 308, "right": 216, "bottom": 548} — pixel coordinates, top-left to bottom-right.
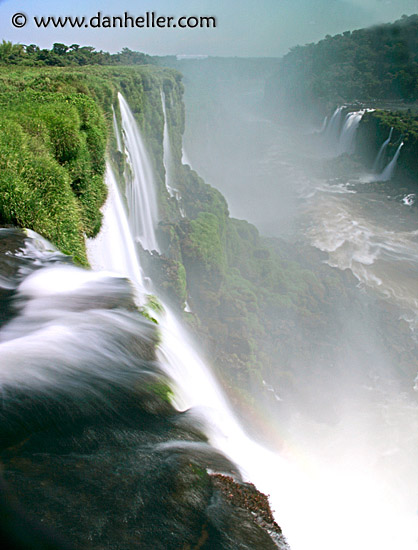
{"left": 0, "top": 64, "right": 183, "bottom": 264}
{"left": 267, "top": 14, "right": 418, "bottom": 107}
{"left": 0, "top": 50, "right": 360, "bottom": 403}
{"left": 356, "top": 108, "right": 418, "bottom": 183}
{"left": 0, "top": 84, "right": 107, "bottom": 264}
{"left": 152, "top": 157, "right": 349, "bottom": 391}
{"left": 0, "top": 40, "right": 154, "bottom": 67}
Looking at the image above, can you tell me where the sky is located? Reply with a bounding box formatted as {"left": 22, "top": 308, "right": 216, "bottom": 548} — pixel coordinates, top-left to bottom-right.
{"left": 0, "top": 0, "right": 418, "bottom": 57}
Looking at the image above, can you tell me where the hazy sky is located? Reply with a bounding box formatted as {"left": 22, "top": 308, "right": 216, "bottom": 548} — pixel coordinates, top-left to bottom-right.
{"left": 0, "top": 0, "right": 417, "bottom": 56}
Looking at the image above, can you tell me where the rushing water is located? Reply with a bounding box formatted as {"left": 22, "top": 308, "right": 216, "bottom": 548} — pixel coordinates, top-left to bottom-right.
{"left": 88, "top": 164, "right": 295, "bottom": 546}
{"left": 373, "top": 127, "right": 393, "bottom": 172}
{"left": 324, "top": 106, "right": 344, "bottom": 147}
{"left": 118, "top": 93, "right": 160, "bottom": 253}
{"left": 337, "top": 110, "right": 364, "bottom": 155}
{"left": 379, "top": 141, "right": 404, "bottom": 181}
{"left": 161, "top": 89, "right": 176, "bottom": 198}
{"left": 182, "top": 84, "right": 418, "bottom": 549}
{"left": 88, "top": 104, "right": 295, "bottom": 546}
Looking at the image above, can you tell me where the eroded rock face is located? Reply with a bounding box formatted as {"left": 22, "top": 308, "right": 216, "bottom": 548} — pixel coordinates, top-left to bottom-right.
{"left": 0, "top": 228, "right": 288, "bottom": 550}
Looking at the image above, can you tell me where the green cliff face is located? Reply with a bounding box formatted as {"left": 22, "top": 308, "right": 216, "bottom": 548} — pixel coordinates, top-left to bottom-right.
{"left": 0, "top": 62, "right": 364, "bottom": 416}
{"left": 357, "top": 109, "right": 418, "bottom": 186}
{"left": 0, "top": 65, "right": 183, "bottom": 265}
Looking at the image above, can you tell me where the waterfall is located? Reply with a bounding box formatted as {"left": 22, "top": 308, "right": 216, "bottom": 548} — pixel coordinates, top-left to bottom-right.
{"left": 118, "top": 93, "right": 160, "bottom": 253}
{"left": 372, "top": 127, "right": 393, "bottom": 172}
{"left": 88, "top": 166, "right": 293, "bottom": 541}
{"left": 87, "top": 98, "right": 293, "bottom": 546}
{"left": 86, "top": 165, "right": 145, "bottom": 291}
{"left": 318, "top": 115, "right": 328, "bottom": 134}
{"left": 337, "top": 110, "right": 364, "bottom": 155}
{"left": 161, "top": 89, "right": 175, "bottom": 198}
{"left": 377, "top": 142, "right": 404, "bottom": 182}
{"left": 324, "top": 106, "right": 344, "bottom": 145}
{"left": 112, "top": 106, "right": 123, "bottom": 152}
{"left": 161, "top": 89, "right": 186, "bottom": 217}
{"left": 182, "top": 147, "right": 192, "bottom": 167}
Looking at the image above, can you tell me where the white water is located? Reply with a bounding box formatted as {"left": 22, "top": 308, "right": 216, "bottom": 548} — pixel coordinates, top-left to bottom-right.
{"left": 87, "top": 102, "right": 298, "bottom": 547}
{"left": 317, "top": 115, "right": 328, "bottom": 134}
{"left": 379, "top": 141, "right": 404, "bottom": 181}
{"left": 324, "top": 106, "right": 344, "bottom": 148}
{"left": 87, "top": 95, "right": 418, "bottom": 550}
{"left": 88, "top": 166, "right": 295, "bottom": 547}
{"left": 112, "top": 106, "right": 123, "bottom": 152}
{"left": 161, "top": 89, "right": 176, "bottom": 198}
{"left": 373, "top": 127, "right": 393, "bottom": 172}
{"left": 362, "top": 141, "right": 404, "bottom": 183}
{"left": 86, "top": 165, "right": 145, "bottom": 291}
{"left": 307, "top": 194, "right": 418, "bottom": 318}
{"left": 182, "top": 147, "right": 192, "bottom": 167}
{"left": 338, "top": 110, "right": 364, "bottom": 155}
{"left": 118, "top": 93, "right": 160, "bottom": 253}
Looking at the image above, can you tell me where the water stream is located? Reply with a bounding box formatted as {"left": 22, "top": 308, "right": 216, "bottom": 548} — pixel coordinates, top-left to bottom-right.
{"left": 88, "top": 101, "right": 295, "bottom": 546}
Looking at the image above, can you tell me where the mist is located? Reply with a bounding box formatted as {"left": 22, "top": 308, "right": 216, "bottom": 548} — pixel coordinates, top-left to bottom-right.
{"left": 176, "top": 53, "right": 418, "bottom": 550}
{"left": 1, "top": 1, "right": 418, "bottom": 549}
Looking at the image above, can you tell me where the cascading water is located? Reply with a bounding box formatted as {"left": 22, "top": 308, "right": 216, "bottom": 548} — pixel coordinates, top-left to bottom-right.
{"left": 362, "top": 141, "right": 404, "bottom": 183}
{"left": 161, "top": 90, "right": 186, "bottom": 217}
{"left": 112, "top": 105, "right": 123, "bottom": 152}
{"left": 337, "top": 110, "right": 364, "bottom": 155}
{"left": 182, "top": 146, "right": 192, "bottom": 167}
{"left": 86, "top": 165, "right": 145, "bottom": 290}
{"left": 317, "top": 115, "right": 328, "bottom": 133}
{"left": 323, "top": 106, "right": 344, "bottom": 147}
{"left": 378, "top": 141, "right": 404, "bottom": 181}
{"left": 373, "top": 127, "right": 393, "bottom": 172}
{"left": 118, "top": 93, "right": 160, "bottom": 253}
{"left": 89, "top": 168, "right": 293, "bottom": 546}
{"left": 161, "top": 89, "right": 175, "bottom": 198}
{"left": 87, "top": 100, "right": 296, "bottom": 548}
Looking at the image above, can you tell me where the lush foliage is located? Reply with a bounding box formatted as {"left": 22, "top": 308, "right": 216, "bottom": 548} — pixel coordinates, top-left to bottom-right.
{"left": 0, "top": 40, "right": 154, "bottom": 67}
{"left": 267, "top": 14, "right": 418, "bottom": 106}
{"left": 0, "top": 64, "right": 183, "bottom": 264}
{"left": 0, "top": 75, "right": 109, "bottom": 264}
{"left": 356, "top": 108, "right": 418, "bottom": 185}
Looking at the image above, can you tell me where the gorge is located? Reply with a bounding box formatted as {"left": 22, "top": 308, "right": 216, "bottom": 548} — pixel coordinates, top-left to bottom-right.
{"left": 1, "top": 15, "right": 418, "bottom": 550}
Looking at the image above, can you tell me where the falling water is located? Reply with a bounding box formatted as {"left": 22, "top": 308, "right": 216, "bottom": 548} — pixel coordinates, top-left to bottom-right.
{"left": 317, "top": 115, "right": 328, "bottom": 134}
{"left": 182, "top": 147, "right": 192, "bottom": 167}
{"left": 161, "top": 89, "right": 176, "bottom": 198}
{"left": 86, "top": 164, "right": 145, "bottom": 291}
{"left": 88, "top": 168, "right": 293, "bottom": 548}
{"left": 338, "top": 110, "right": 364, "bottom": 155}
{"left": 118, "top": 93, "right": 160, "bottom": 253}
{"left": 324, "top": 106, "right": 344, "bottom": 145}
{"left": 112, "top": 106, "right": 123, "bottom": 152}
{"left": 87, "top": 100, "right": 296, "bottom": 547}
{"left": 373, "top": 127, "right": 393, "bottom": 172}
{"left": 377, "top": 141, "right": 404, "bottom": 182}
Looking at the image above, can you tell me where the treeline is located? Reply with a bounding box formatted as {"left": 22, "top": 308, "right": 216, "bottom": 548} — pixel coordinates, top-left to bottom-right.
{"left": 267, "top": 14, "right": 418, "bottom": 106}
{"left": 0, "top": 41, "right": 154, "bottom": 66}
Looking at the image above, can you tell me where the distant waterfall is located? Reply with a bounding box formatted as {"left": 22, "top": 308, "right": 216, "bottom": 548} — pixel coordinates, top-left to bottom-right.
{"left": 112, "top": 106, "right": 123, "bottom": 152}
{"left": 118, "top": 93, "right": 160, "bottom": 253}
{"left": 161, "top": 89, "right": 175, "bottom": 198}
{"left": 324, "top": 106, "right": 344, "bottom": 145}
{"left": 182, "top": 147, "right": 192, "bottom": 167}
{"left": 373, "top": 127, "right": 393, "bottom": 173}
{"left": 318, "top": 115, "right": 328, "bottom": 134}
{"left": 338, "top": 110, "right": 364, "bottom": 155}
{"left": 87, "top": 96, "right": 292, "bottom": 545}
{"left": 378, "top": 142, "right": 404, "bottom": 181}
